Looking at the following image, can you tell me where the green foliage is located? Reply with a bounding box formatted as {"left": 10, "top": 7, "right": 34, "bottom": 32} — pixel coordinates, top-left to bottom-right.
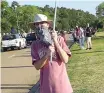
{"left": 97, "top": 28, "right": 104, "bottom": 32}
{"left": 1, "top": 1, "right": 103, "bottom": 34}
{"left": 1, "top": 0, "right": 8, "bottom": 9}
{"left": 11, "top": 1, "right": 20, "bottom": 10}
{"left": 96, "top": 2, "right": 104, "bottom": 28}
{"left": 96, "top": 2, "right": 104, "bottom": 17}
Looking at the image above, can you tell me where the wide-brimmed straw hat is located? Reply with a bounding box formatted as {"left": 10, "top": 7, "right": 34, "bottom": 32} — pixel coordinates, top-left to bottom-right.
{"left": 29, "top": 14, "right": 52, "bottom": 30}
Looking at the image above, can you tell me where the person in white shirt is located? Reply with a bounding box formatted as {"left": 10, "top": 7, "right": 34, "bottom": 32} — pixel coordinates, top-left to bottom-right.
{"left": 79, "top": 27, "right": 85, "bottom": 49}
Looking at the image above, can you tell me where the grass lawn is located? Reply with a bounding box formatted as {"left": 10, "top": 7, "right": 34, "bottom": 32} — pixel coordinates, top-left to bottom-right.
{"left": 67, "top": 32, "right": 104, "bottom": 93}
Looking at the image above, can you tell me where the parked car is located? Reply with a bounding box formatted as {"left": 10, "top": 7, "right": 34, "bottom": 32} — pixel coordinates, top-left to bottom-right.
{"left": 1, "top": 34, "right": 27, "bottom": 51}
{"left": 26, "top": 33, "right": 36, "bottom": 45}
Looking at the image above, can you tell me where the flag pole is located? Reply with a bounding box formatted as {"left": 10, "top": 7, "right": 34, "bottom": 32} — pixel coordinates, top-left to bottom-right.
{"left": 50, "top": 0, "right": 57, "bottom": 63}
{"left": 53, "top": 0, "right": 57, "bottom": 31}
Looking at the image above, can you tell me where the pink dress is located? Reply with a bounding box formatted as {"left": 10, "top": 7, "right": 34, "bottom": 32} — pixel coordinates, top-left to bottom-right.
{"left": 31, "top": 36, "right": 73, "bottom": 93}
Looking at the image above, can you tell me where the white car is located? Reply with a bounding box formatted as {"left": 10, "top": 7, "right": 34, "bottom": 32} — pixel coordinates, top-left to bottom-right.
{"left": 1, "top": 34, "right": 27, "bottom": 51}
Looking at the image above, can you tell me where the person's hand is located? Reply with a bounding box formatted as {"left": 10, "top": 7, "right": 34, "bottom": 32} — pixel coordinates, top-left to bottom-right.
{"left": 51, "top": 31, "right": 60, "bottom": 48}
{"left": 51, "top": 31, "right": 58, "bottom": 42}
{"left": 45, "top": 44, "right": 55, "bottom": 57}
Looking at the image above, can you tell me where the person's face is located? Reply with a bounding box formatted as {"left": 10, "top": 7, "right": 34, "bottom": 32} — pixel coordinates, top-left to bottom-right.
{"left": 35, "top": 22, "right": 49, "bottom": 29}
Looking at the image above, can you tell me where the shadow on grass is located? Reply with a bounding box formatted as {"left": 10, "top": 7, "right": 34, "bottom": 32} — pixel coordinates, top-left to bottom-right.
{"left": 73, "top": 50, "right": 104, "bottom": 54}
{"left": 71, "top": 49, "right": 81, "bottom": 51}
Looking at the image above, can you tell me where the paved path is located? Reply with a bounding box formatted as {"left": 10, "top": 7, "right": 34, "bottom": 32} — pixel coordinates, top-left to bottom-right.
{"left": 1, "top": 48, "right": 40, "bottom": 93}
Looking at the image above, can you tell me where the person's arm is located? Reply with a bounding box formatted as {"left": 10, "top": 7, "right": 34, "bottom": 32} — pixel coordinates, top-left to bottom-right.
{"left": 31, "top": 42, "right": 49, "bottom": 70}
{"left": 33, "top": 54, "right": 48, "bottom": 70}
{"left": 52, "top": 31, "right": 69, "bottom": 63}
{"left": 54, "top": 39, "right": 69, "bottom": 63}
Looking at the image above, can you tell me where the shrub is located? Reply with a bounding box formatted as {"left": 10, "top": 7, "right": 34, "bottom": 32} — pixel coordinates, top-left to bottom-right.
{"left": 97, "top": 28, "right": 104, "bottom": 32}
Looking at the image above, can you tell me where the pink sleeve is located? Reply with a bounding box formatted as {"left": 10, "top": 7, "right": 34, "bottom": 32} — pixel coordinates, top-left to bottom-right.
{"left": 59, "top": 36, "right": 71, "bottom": 57}
{"left": 31, "top": 42, "right": 40, "bottom": 65}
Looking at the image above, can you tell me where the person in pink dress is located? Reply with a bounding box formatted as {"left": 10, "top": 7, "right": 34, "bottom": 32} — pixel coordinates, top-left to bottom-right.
{"left": 30, "top": 14, "right": 73, "bottom": 93}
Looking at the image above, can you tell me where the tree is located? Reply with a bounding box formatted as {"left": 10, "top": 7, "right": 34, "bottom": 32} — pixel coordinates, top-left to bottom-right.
{"left": 96, "top": 2, "right": 104, "bottom": 28}
{"left": 11, "top": 1, "right": 20, "bottom": 10}
{"left": 1, "top": 1, "right": 98, "bottom": 34}
{"left": 1, "top": 1, "right": 12, "bottom": 33}
{"left": 1, "top": 0, "right": 8, "bottom": 9}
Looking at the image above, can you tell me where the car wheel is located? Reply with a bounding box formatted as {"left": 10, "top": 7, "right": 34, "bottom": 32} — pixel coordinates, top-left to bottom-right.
{"left": 24, "top": 41, "right": 27, "bottom": 48}
{"left": 3, "top": 48, "right": 7, "bottom": 52}
{"left": 18, "top": 42, "right": 22, "bottom": 50}
{"left": 11, "top": 47, "right": 14, "bottom": 50}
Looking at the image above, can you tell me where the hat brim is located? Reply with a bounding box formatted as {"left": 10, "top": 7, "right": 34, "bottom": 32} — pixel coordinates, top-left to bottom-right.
{"left": 29, "top": 20, "right": 53, "bottom": 30}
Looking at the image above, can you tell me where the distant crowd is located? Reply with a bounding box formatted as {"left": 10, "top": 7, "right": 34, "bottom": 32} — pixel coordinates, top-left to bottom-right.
{"left": 70, "top": 25, "right": 97, "bottom": 50}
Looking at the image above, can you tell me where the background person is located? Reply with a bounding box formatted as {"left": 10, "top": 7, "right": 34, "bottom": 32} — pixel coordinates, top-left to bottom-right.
{"left": 85, "top": 24, "right": 92, "bottom": 50}
{"left": 79, "top": 27, "right": 85, "bottom": 49}
{"left": 75, "top": 26, "right": 80, "bottom": 43}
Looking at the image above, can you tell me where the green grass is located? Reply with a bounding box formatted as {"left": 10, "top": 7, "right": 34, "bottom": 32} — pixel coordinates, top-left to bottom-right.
{"left": 67, "top": 32, "right": 104, "bottom": 93}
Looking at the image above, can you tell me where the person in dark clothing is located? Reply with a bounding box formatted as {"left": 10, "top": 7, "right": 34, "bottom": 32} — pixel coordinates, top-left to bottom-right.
{"left": 85, "top": 26, "right": 92, "bottom": 50}
{"left": 10, "top": 27, "right": 17, "bottom": 34}
{"left": 91, "top": 27, "right": 97, "bottom": 36}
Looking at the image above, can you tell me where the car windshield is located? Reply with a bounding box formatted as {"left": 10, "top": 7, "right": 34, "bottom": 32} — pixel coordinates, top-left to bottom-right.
{"left": 15, "top": 34, "right": 20, "bottom": 38}
{"left": 2, "top": 35, "right": 16, "bottom": 40}
{"left": 27, "top": 33, "right": 36, "bottom": 37}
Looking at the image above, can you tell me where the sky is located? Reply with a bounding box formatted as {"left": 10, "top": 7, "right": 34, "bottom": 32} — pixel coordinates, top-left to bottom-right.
{"left": 6, "top": 0, "right": 104, "bottom": 15}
